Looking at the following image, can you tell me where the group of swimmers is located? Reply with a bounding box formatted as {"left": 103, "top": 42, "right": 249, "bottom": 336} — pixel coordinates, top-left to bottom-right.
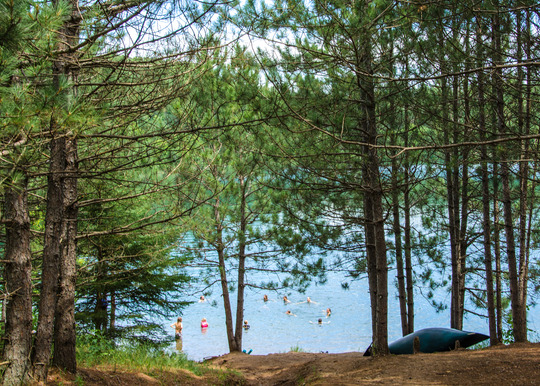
{"left": 171, "top": 293, "right": 331, "bottom": 341}
{"left": 270, "top": 295, "right": 331, "bottom": 323}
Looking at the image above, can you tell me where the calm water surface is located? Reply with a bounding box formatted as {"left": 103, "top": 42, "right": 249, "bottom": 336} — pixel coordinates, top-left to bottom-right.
{"left": 164, "top": 270, "right": 540, "bottom": 362}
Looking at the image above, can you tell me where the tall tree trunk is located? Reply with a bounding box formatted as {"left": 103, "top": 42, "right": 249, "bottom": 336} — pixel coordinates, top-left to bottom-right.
{"left": 32, "top": 133, "right": 65, "bottom": 381}
{"left": 42, "top": 0, "right": 81, "bottom": 373}
{"left": 391, "top": 134, "right": 409, "bottom": 336}
{"left": 439, "top": 23, "right": 461, "bottom": 329}
{"left": 493, "top": 10, "right": 526, "bottom": 343}
{"left": 493, "top": 162, "right": 503, "bottom": 342}
{"left": 214, "top": 197, "right": 237, "bottom": 352}
{"left": 53, "top": 136, "right": 79, "bottom": 372}
{"left": 477, "top": 22, "right": 497, "bottom": 345}
{"left": 2, "top": 177, "right": 33, "bottom": 386}
{"left": 391, "top": 136, "right": 408, "bottom": 336}
{"left": 233, "top": 175, "right": 248, "bottom": 352}
{"left": 403, "top": 84, "right": 414, "bottom": 335}
{"left": 516, "top": 7, "right": 529, "bottom": 342}
{"left": 359, "top": 31, "right": 387, "bottom": 354}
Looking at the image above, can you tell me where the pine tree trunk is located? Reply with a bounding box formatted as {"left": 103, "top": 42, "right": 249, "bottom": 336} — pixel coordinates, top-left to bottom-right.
{"left": 492, "top": 10, "right": 526, "bottom": 343}
{"left": 403, "top": 101, "right": 414, "bottom": 335}
{"left": 492, "top": 162, "right": 503, "bottom": 342}
{"left": 477, "top": 25, "right": 497, "bottom": 345}
{"left": 214, "top": 198, "right": 238, "bottom": 352}
{"left": 391, "top": 141, "right": 408, "bottom": 336}
{"left": 32, "top": 134, "right": 65, "bottom": 381}
{"left": 53, "top": 136, "right": 78, "bottom": 372}
{"left": 2, "top": 178, "right": 33, "bottom": 386}
{"left": 50, "top": 0, "right": 81, "bottom": 372}
{"left": 234, "top": 175, "right": 248, "bottom": 352}
{"left": 516, "top": 7, "right": 529, "bottom": 343}
{"left": 360, "top": 32, "right": 387, "bottom": 354}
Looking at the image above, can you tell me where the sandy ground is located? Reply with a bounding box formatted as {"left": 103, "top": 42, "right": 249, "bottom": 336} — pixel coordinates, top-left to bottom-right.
{"left": 47, "top": 342, "right": 540, "bottom": 385}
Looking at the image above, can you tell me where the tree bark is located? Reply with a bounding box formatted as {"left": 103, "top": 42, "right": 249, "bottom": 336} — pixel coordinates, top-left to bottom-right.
{"left": 403, "top": 92, "right": 414, "bottom": 335}
{"left": 32, "top": 133, "right": 65, "bottom": 381}
{"left": 391, "top": 136, "right": 408, "bottom": 336}
{"left": 50, "top": 0, "right": 81, "bottom": 372}
{"left": 493, "top": 9, "right": 526, "bottom": 343}
{"left": 477, "top": 23, "right": 497, "bottom": 345}
{"left": 516, "top": 7, "right": 530, "bottom": 343}
{"left": 214, "top": 197, "right": 238, "bottom": 352}
{"left": 359, "top": 30, "right": 388, "bottom": 354}
{"left": 52, "top": 135, "right": 78, "bottom": 372}
{"left": 2, "top": 178, "right": 33, "bottom": 386}
{"left": 233, "top": 176, "right": 249, "bottom": 351}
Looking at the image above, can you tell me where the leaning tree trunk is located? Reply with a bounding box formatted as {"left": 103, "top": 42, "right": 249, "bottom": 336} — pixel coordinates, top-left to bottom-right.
{"left": 2, "top": 177, "right": 33, "bottom": 386}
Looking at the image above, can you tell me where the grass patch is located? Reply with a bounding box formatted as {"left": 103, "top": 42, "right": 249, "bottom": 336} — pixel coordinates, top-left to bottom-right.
{"left": 289, "top": 344, "right": 305, "bottom": 352}
{"left": 77, "top": 332, "right": 206, "bottom": 376}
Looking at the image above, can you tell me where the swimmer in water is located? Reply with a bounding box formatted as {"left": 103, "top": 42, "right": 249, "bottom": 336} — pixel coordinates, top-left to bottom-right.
{"left": 283, "top": 296, "right": 291, "bottom": 304}
{"left": 243, "top": 320, "right": 250, "bottom": 329}
{"left": 310, "top": 318, "right": 330, "bottom": 325}
{"left": 326, "top": 308, "right": 331, "bottom": 317}
{"left": 285, "top": 310, "right": 296, "bottom": 316}
{"left": 263, "top": 294, "right": 268, "bottom": 302}
{"left": 201, "top": 317, "right": 208, "bottom": 328}
{"left": 199, "top": 295, "right": 206, "bottom": 303}
{"left": 307, "top": 297, "right": 318, "bottom": 304}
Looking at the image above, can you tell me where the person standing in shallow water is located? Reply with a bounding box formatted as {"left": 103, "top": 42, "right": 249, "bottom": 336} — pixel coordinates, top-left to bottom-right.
{"left": 170, "top": 317, "right": 183, "bottom": 339}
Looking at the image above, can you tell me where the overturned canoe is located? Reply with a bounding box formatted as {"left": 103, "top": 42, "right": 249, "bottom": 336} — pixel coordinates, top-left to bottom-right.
{"left": 363, "top": 327, "right": 489, "bottom": 356}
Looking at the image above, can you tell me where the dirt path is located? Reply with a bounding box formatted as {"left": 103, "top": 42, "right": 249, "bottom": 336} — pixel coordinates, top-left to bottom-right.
{"left": 210, "top": 342, "right": 540, "bottom": 385}
{"left": 47, "top": 342, "right": 540, "bottom": 385}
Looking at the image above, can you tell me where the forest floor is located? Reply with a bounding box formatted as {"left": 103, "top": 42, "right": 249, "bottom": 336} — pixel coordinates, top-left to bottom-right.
{"left": 47, "top": 341, "right": 540, "bottom": 385}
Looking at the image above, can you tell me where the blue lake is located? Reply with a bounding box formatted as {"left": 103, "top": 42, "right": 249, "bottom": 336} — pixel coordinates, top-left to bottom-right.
{"left": 164, "top": 270, "right": 540, "bottom": 362}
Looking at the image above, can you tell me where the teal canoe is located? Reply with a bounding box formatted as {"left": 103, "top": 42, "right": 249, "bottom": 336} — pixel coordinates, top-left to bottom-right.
{"left": 363, "top": 327, "right": 489, "bottom": 356}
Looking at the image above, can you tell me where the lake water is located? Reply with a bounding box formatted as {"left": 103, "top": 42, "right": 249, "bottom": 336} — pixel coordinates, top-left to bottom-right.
{"left": 165, "top": 269, "right": 540, "bottom": 362}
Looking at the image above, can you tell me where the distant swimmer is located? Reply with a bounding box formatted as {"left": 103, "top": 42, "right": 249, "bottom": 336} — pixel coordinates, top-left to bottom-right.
{"left": 310, "top": 318, "right": 330, "bottom": 325}
{"left": 263, "top": 294, "right": 268, "bottom": 302}
{"left": 283, "top": 296, "right": 291, "bottom": 304}
{"left": 243, "top": 320, "right": 251, "bottom": 329}
{"left": 201, "top": 317, "right": 209, "bottom": 328}
{"left": 286, "top": 310, "right": 296, "bottom": 316}
{"left": 199, "top": 295, "right": 206, "bottom": 303}
{"left": 294, "top": 296, "right": 318, "bottom": 305}
{"left": 326, "top": 308, "right": 332, "bottom": 317}
{"left": 170, "top": 317, "right": 183, "bottom": 339}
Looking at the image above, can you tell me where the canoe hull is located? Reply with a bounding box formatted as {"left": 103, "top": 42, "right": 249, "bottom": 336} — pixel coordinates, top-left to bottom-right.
{"left": 364, "top": 327, "right": 489, "bottom": 356}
